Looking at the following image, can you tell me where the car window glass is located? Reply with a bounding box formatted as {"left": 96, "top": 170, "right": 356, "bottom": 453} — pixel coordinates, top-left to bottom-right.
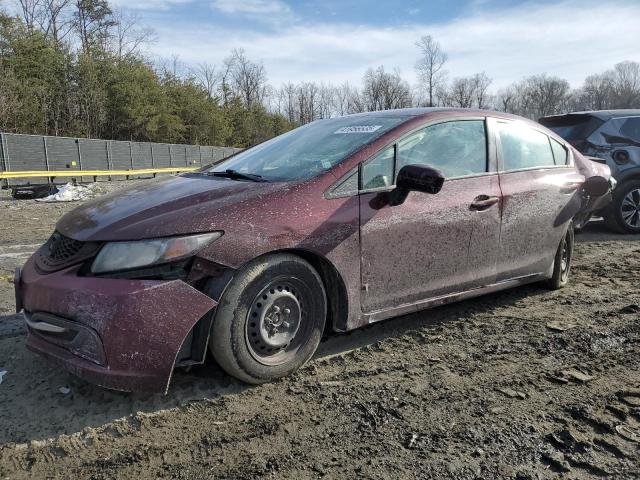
{"left": 620, "top": 117, "right": 640, "bottom": 142}
{"left": 539, "top": 114, "right": 603, "bottom": 142}
{"left": 550, "top": 138, "right": 568, "bottom": 165}
{"left": 498, "top": 122, "right": 555, "bottom": 170}
{"left": 329, "top": 170, "right": 358, "bottom": 197}
{"left": 361, "top": 146, "right": 394, "bottom": 190}
{"left": 205, "top": 115, "right": 406, "bottom": 182}
{"left": 396, "top": 120, "right": 487, "bottom": 178}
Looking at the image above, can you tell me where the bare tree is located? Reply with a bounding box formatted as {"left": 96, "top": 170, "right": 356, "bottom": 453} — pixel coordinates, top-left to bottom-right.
{"left": 415, "top": 35, "right": 447, "bottom": 107}
{"left": 35, "top": 0, "right": 74, "bottom": 43}
{"left": 525, "top": 74, "right": 572, "bottom": 117}
{"left": 334, "top": 82, "right": 363, "bottom": 115}
{"left": 219, "top": 54, "right": 235, "bottom": 107}
{"left": 317, "top": 83, "right": 334, "bottom": 120}
{"left": 17, "top": 0, "right": 43, "bottom": 30}
{"left": 495, "top": 74, "right": 571, "bottom": 119}
{"left": 225, "top": 48, "right": 268, "bottom": 107}
{"left": 275, "top": 82, "right": 296, "bottom": 122}
{"left": 111, "top": 10, "right": 154, "bottom": 59}
{"left": 447, "top": 77, "right": 475, "bottom": 108}
{"left": 575, "top": 73, "right": 614, "bottom": 110}
{"left": 494, "top": 85, "right": 521, "bottom": 113}
{"left": 362, "top": 66, "right": 412, "bottom": 111}
{"left": 472, "top": 72, "right": 492, "bottom": 109}
{"left": 194, "top": 62, "right": 218, "bottom": 99}
{"left": 439, "top": 72, "right": 492, "bottom": 109}
{"left": 611, "top": 61, "right": 640, "bottom": 108}
{"left": 74, "top": 0, "right": 116, "bottom": 54}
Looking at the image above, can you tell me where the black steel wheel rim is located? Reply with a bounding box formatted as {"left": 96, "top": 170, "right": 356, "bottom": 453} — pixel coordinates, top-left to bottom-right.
{"left": 560, "top": 234, "right": 571, "bottom": 282}
{"left": 245, "top": 276, "right": 311, "bottom": 366}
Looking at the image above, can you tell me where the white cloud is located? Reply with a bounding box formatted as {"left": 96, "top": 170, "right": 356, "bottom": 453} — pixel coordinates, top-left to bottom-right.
{"left": 147, "top": 0, "right": 640, "bottom": 89}
{"left": 210, "top": 0, "right": 295, "bottom": 24}
{"left": 108, "top": 0, "right": 194, "bottom": 11}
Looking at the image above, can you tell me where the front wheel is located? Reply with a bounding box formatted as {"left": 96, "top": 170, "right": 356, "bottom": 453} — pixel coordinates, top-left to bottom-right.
{"left": 209, "top": 253, "right": 326, "bottom": 384}
{"left": 545, "top": 225, "right": 574, "bottom": 290}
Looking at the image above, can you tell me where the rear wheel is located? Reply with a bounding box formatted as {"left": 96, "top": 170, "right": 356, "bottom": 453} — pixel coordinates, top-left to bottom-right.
{"left": 545, "top": 225, "right": 574, "bottom": 290}
{"left": 603, "top": 180, "right": 640, "bottom": 234}
{"left": 209, "top": 253, "right": 326, "bottom": 384}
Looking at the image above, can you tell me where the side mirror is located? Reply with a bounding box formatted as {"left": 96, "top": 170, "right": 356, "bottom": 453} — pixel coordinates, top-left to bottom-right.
{"left": 582, "top": 175, "right": 610, "bottom": 197}
{"left": 388, "top": 164, "right": 445, "bottom": 206}
{"left": 397, "top": 164, "right": 446, "bottom": 194}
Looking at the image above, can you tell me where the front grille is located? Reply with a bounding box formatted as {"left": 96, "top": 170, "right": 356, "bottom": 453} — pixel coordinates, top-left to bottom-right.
{"left": 36, "top": 231, "right": 100, "bottom": 272}
{"left": 48, "top": 232, "right": 84, "bottom": 262}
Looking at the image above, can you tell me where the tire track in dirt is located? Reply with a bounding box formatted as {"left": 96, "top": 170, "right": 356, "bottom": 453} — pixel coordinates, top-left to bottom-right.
{"left": 0, "top": 186, "right": 639, "bottom": 479}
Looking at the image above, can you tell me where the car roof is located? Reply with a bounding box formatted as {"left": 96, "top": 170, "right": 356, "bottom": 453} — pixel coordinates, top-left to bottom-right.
{"left": 344, "top": 107, "right": 527, "bottom": 122}
{"left": 542, "top": 109, "right": 640, "bottom": 121}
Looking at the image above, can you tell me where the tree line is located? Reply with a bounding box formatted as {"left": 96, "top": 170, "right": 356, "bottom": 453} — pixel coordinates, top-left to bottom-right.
{"left": 273, "top": 36, "right": 640, "bottom": 126}
{"left": 1, "top": 3, "right": 639, "bottom": 148}
{"left": 0, "top": 0, "right": 293, "bottom": 147}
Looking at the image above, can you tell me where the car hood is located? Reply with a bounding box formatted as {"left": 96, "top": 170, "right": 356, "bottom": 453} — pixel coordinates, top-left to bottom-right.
{"left": 56, "top": 174, "right": 286, "bottom": 242}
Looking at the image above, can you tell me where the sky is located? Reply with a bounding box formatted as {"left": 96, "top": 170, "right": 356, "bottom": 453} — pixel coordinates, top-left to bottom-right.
{"left": 24, "top": 0, "right": 640, "bottom": 90}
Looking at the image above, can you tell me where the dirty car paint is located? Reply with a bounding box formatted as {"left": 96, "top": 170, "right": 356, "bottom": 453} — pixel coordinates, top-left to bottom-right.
{"left": 20, "top": 256, "right": 217, "bottom": 393}
{"left": 16, "top": 108, "right": 613, "bottom": 393}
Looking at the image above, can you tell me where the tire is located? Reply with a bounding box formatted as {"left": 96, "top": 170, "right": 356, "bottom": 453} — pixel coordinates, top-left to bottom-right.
{"left": 603, "top": 179, "right": 640, "bottom": 234}
{"left": 545, "top": 224, "right": 574, "bottom": 290}
{"left": 209, "top": 253, "right": 326, "bottom": 384}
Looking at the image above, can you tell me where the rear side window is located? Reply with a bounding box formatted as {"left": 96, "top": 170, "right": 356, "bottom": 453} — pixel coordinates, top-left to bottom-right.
{"left": 497, "top": 122, "right": 555, "bottom": 170}
{"left": 550, "top": 138, "right": 568, "bottom": 165}
{"left": 396, "top": 120, "right": 487, "bottom": 178}
{"left": 620, "top": 117, "right": 640, "bottom": 142}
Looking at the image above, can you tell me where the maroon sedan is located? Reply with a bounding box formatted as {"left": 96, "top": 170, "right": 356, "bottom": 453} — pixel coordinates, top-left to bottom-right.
{"left": 14, "top": 108, "right": 612, "bottom": 393}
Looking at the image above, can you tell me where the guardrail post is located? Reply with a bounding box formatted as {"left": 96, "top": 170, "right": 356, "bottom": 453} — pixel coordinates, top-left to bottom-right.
{"left": 106, "top": 140, "right": 112, "bottom": 181}
{"left": 43, "top": 136, "right": 52, "bottom": 184}
{"left": 76, "top": 138, "right": 83, "bottom": 169}
{"left": 0, "top": 133, "right": 7, "bottom": 188}
{"left": 150, "top": 143, "right": 155, "bottom": 177}
{"left": 3, "top": 133, "right": 12, "bottom": 187}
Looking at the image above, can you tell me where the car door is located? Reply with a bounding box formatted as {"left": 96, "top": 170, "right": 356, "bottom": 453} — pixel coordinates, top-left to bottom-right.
{"left": 359, "top": 118, "right": 502, "bottom": 314}
{"left": 493, "top": 119, "right": 583, "bottom": 281}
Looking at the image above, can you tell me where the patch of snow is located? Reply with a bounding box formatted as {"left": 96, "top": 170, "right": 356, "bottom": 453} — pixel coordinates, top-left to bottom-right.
{"left": 36, "top": 183, "right": 93, "bottom": 202}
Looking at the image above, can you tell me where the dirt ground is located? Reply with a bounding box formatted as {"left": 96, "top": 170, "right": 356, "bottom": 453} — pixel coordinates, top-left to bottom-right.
{"left": 0, "top": 182, "right": 638, "bottom": 479}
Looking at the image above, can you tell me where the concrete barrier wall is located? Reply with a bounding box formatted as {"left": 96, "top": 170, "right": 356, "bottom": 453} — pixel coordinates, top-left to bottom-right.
{"left": 0, "top": 133, "right": 241, "bottom": 186}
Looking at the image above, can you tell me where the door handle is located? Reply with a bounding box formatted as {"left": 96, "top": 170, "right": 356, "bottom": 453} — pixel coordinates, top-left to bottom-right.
{"left": 470, "top": 195, "right": 499, "bottom": 211}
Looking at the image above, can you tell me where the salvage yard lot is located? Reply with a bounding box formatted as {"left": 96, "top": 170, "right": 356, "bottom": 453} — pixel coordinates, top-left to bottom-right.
{"left": 0, "top": 182, "right": 639, "bottom": 479}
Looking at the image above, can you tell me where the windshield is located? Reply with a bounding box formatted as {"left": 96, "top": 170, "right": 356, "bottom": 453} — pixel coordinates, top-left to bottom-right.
{"left": 204, "top": 115, "right": 407, "bottom": 181}
{"left": 539, "top": 114, "right": 604, "bottom": 143}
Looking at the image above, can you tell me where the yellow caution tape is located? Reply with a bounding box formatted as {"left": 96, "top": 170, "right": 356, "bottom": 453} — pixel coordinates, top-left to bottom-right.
{"left": 0, "top": 167, "right": 199, "bottom": 180}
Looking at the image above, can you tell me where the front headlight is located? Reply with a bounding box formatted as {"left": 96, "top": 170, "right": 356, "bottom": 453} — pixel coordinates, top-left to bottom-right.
{"left": 91, "top": 232, "right": 223, "bottom": 274}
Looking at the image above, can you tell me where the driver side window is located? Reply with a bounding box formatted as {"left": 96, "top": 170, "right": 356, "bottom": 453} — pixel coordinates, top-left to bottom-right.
{"left": 397, "top": 120, "right": 487, "bottom": 178}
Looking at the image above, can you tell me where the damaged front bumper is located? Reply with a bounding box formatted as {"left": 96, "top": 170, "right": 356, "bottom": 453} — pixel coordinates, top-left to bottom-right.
{"left": 15, "top": 257, "right": 217, "bottom": 393}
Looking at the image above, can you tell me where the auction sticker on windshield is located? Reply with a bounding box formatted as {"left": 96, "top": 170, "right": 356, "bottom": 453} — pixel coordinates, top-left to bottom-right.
{"left": 334, "top": 125, "right": 383, "bottom": 134}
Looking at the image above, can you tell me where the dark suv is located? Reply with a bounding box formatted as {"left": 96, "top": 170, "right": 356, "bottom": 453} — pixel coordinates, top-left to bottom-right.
{"left": 540, "top": 110, "right": 640, "bottom": 233}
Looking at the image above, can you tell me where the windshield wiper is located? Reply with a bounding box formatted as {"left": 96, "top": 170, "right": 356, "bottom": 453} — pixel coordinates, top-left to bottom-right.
{"left": 207, "top": 169, "right": 267, "bottom": 182}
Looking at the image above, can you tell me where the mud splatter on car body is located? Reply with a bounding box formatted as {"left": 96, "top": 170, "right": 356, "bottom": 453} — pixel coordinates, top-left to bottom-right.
{"left": 15, "top": 108, "right": 612, "bottom": 393}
